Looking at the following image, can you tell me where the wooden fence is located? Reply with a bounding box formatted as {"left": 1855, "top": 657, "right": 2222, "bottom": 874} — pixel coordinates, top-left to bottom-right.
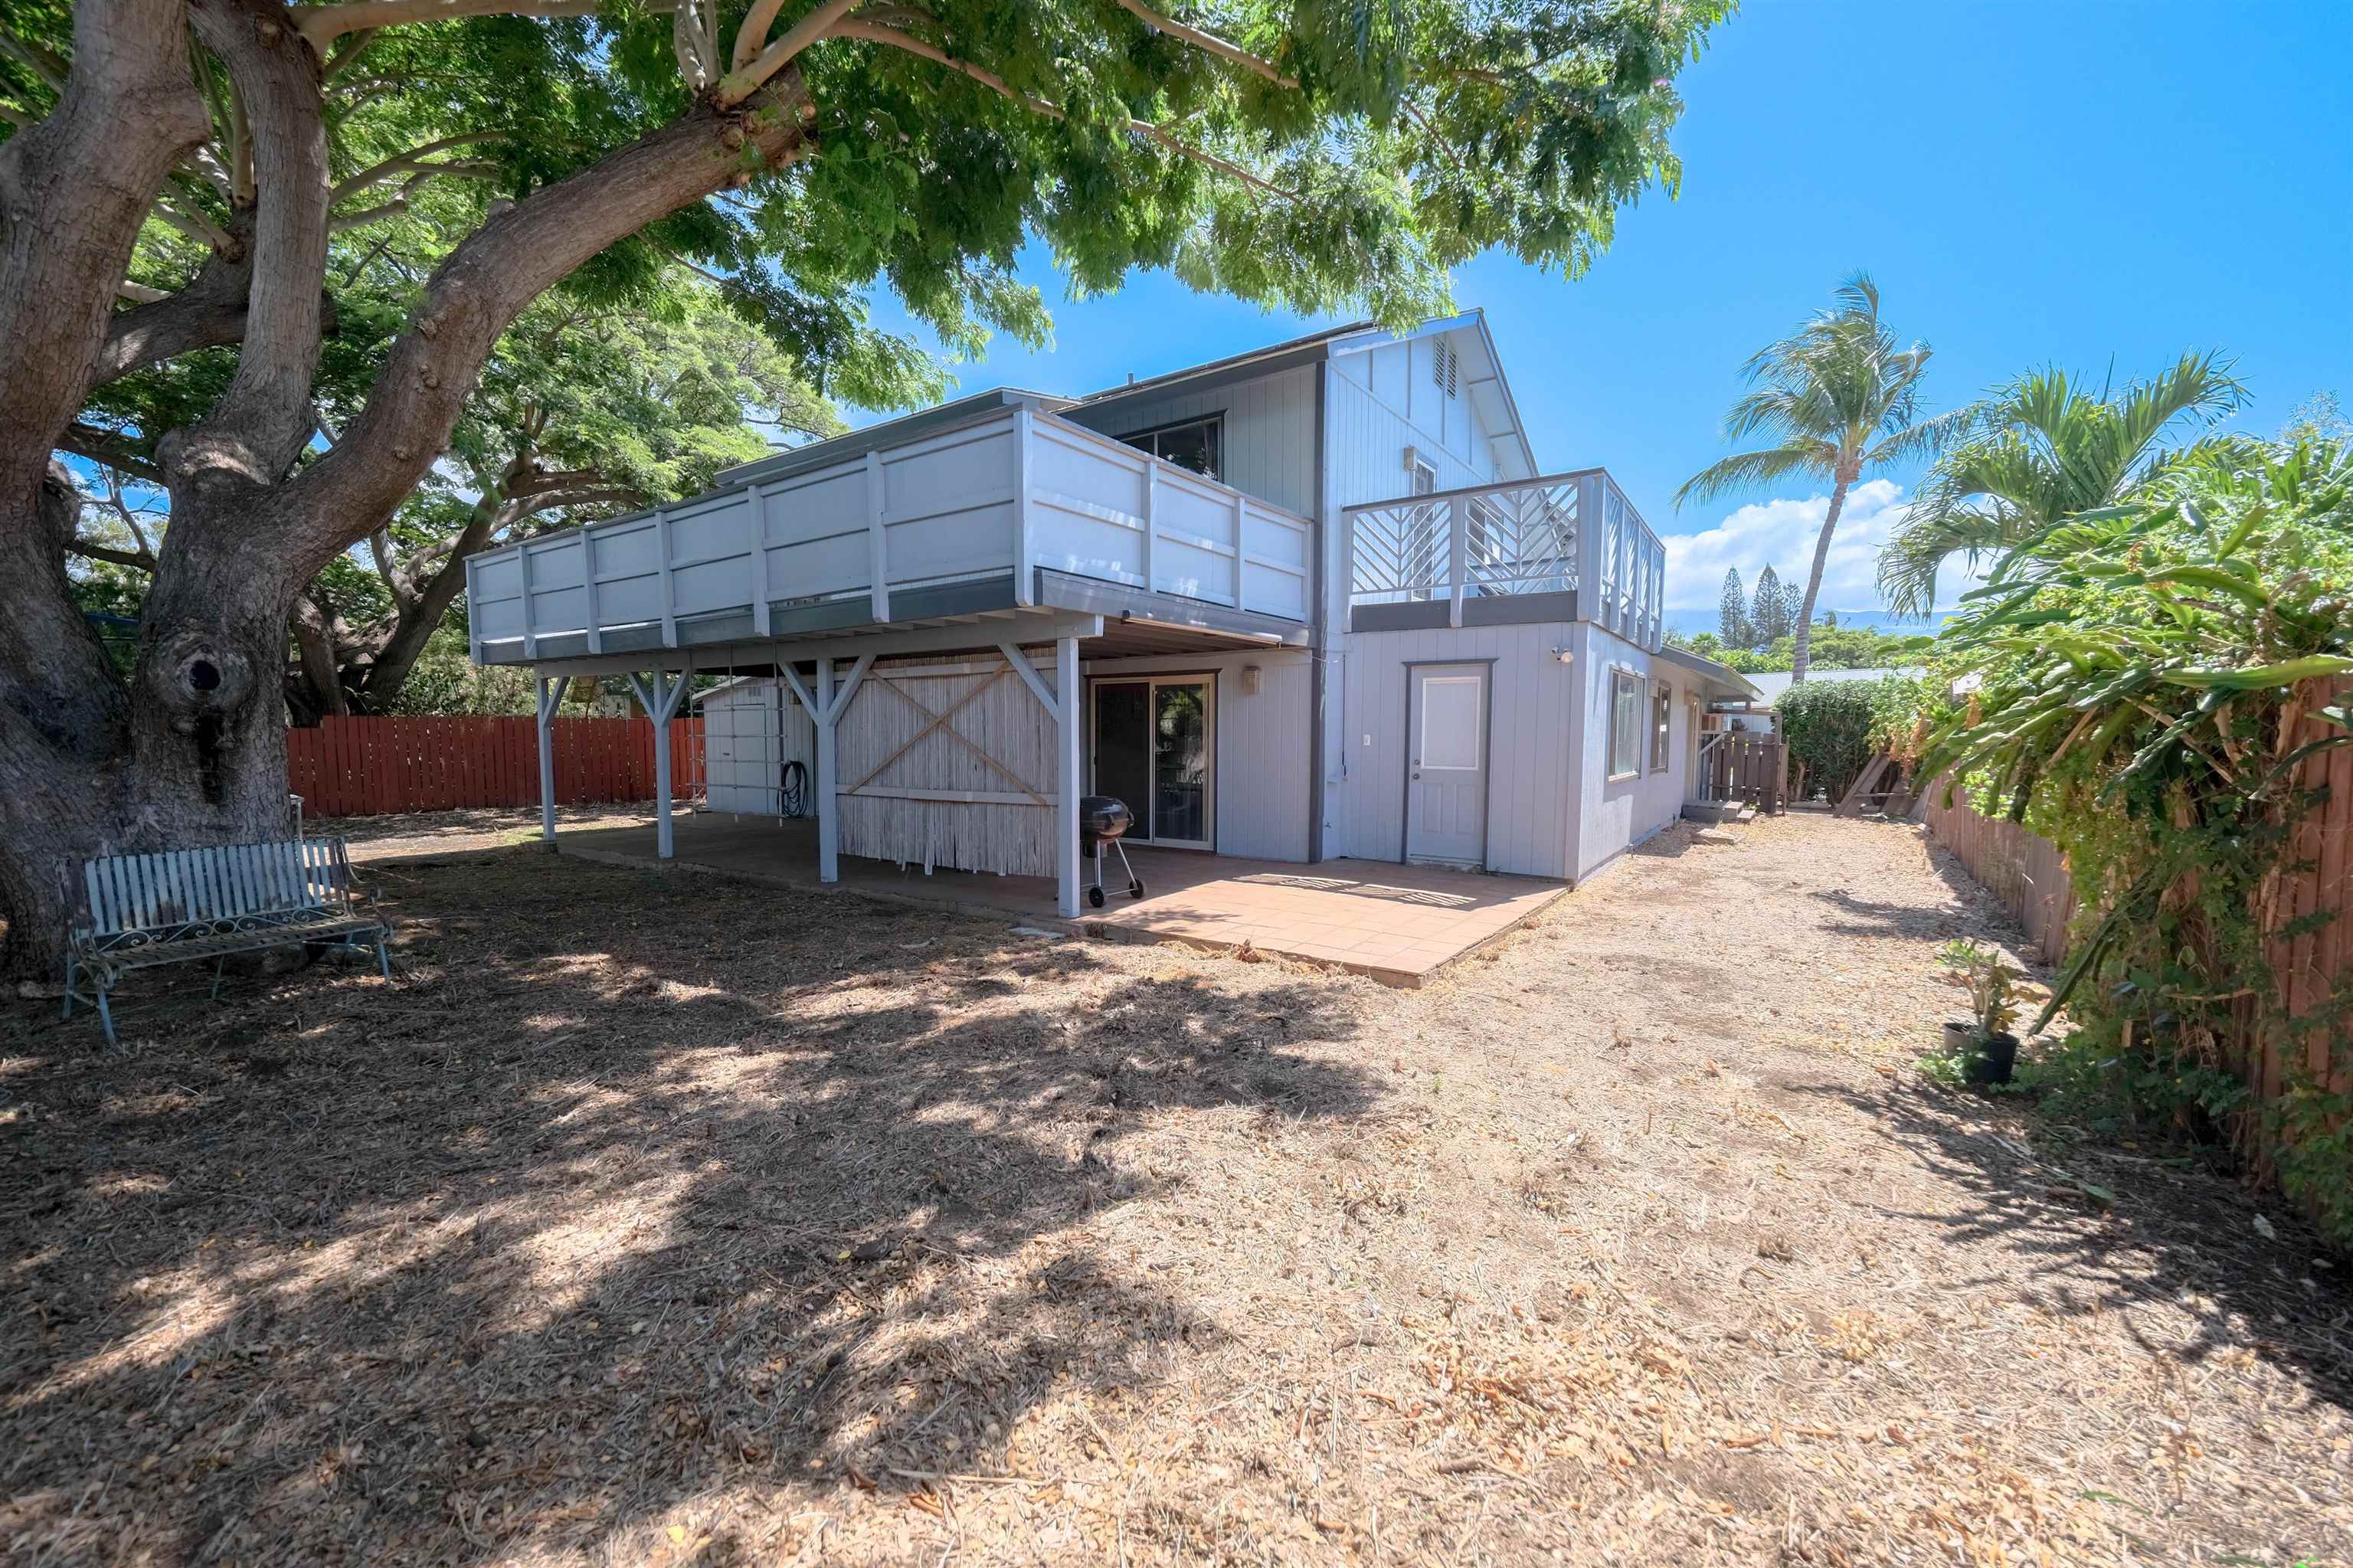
{"left": 1699, "top": 730, "right": 1787, "bottom": 813}
{"left": 1919, "top": 788, "right": 2077, "bottom": 966}
{"left": 286, "top": 715, "right": 705, "bottom": 818}
{"left": 1921, "top": 680, "right": 2350, "bottom": 1196}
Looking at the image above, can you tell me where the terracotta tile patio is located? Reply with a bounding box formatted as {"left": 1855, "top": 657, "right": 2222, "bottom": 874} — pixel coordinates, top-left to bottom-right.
{"left": 554, "top": 813, "right": 1566, "bottom": 987}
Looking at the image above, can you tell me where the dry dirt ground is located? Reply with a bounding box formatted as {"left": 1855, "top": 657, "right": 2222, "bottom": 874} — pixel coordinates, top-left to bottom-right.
{"left": 3, "top": 814, "right": 2347, "bottom": 1566}
{"left": 324, "top": 804, "right": 661, "bottom": 861}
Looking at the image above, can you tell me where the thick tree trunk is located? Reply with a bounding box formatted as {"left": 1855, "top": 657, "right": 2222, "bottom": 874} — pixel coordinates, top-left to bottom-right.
{"left": 0, "top": 0, "right": 810, "bottom": 981}
{"left": 1788, "top": 473, "right": 1851, "bottom": 685}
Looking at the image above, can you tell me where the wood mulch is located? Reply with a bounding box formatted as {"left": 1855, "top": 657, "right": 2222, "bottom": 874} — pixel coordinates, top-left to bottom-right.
{"left": 2, "top": 814, "right": 2345, "bottom": 1565}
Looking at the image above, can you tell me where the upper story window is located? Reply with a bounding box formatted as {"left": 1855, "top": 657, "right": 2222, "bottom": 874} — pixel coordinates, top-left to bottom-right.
{"left": 1651, "top": 679, "right": 1673, "bottom": 772}
{"left": 1121, "top": 415, "right": 1222, "bottom": 480}
{"left": 1409, "top": 456, "right": 1438, "bottom": 495}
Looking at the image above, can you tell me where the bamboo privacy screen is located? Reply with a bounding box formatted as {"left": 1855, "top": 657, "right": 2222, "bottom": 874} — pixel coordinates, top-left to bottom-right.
{"left": 832, "top": 654, "right": 1059, "bottom": 877}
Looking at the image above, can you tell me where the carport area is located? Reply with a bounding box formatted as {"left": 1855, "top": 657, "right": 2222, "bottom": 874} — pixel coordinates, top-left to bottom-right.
{"left": 553, "top": 813, "right": 1564, "bottom": 987}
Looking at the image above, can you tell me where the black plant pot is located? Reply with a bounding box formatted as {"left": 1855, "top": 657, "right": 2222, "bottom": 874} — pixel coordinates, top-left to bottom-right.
{"left": 1967, "top": 1029, "right": 2018, "bottom": 1085}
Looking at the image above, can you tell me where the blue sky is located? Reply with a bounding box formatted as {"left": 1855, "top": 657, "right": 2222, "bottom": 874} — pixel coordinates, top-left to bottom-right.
{"left": 858, "top": 0, "right": 2353, "bottom": 620}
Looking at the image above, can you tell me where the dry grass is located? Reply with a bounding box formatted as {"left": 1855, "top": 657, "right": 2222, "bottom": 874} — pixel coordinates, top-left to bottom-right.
{"left": 2, "top": 815, "right": 2346, "bottom": 1565}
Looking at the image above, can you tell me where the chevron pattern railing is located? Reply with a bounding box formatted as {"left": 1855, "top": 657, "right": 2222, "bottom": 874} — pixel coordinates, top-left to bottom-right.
{"left": 1349, "top": 499, "right": 1448, "bottom": 602}
{"left": 1345, "top": 468, "right": 1664, "bottom": 649}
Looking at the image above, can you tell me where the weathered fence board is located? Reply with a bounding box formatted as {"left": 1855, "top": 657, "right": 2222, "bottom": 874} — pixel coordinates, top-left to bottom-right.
{"left": 1921, "top": 679, "right": 2350, "bottom": 1212}
{"left": 1919, "top": 788, "right": 2077, "bottom": 967}
{"left": 1700, "top": 731, "right": 1785, "bottom": 813}
{"left": 286, "top": 715, "right": 704, "bottom": 817}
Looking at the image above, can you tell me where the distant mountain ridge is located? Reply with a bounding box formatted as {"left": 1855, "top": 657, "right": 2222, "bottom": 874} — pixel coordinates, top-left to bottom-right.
{"left": 1661, "top": 607, "right": 1958, "bottom": 639}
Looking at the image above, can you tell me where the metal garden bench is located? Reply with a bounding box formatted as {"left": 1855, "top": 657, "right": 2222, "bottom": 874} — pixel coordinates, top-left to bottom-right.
{"left": 64, "top": 837, "right": 391, "bottom": 1043}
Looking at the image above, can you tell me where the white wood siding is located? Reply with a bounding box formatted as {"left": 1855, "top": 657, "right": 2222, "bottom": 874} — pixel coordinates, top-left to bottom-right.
{"left": 1318, "top": 332, "right": 1514, "bottom": 864}
{"left": 1083, "top": 648, "right": 1313, "bottom": 863}
{"left": 1340, "top": 623, "right": 1576, "bottom": 878}
{"left": 1061, "top": 365, "right": 1319, "bottom": 517}
{"left": 1566, "top": 622, "right": 1690, "bottom": 880}
{"left": 834, "top": 655, "right": 1063, "bottom": 877}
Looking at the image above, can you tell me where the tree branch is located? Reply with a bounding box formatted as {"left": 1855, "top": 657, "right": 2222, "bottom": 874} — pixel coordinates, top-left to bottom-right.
{"left": 716, "top": 0, "right": 861, "bottom": 107}
{"left": 1110, "top": 0, "right": 1297, "bottom": 89}
{"left": 291, "top": 0, "right": 676, "bottom": 57}
{"left": 169, "top": 0, "right": 334, "bottom": 488}
{"left": 283, "top": 77, "right": 814, "bottom": 572}
{"left": 331, "top": 129, "right": 509, "bottom": 201}
{"left": 149, "top": 197, "right": 241, "bottom": 254}
{"left": 68, "top": 538, "right": 160, "bottom": 571}
{"left": 833, "top": 21, "right": 1291, "bottom": 199}
{"left": 56, "top": 422, "right": 165, "bottom": 484}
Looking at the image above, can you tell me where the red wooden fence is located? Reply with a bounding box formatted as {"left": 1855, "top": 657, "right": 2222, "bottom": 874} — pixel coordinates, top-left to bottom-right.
{"left": 286, "top": 715, "right": 705, "bottom": 818}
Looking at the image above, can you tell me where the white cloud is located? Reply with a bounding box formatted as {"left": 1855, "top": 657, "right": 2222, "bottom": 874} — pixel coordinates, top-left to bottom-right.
{"left": 1657, "top": 479, "right": 1987, "bottom": 615}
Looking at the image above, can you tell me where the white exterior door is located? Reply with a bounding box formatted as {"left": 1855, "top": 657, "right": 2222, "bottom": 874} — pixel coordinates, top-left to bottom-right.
{"left": 1405, "top": 663, "right": 1487, "bottom": 865}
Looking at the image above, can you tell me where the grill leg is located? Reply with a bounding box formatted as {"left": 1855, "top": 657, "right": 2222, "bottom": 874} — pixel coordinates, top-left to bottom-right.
{"left": 209, "top": 958, "right": 227, "bottom": 1001}
{"left": 61, "top": 956, "right": 74, "bottom": 1020}
{"left": 95, "top": 984, "right": 116, "bottom": 1047}
{"left": 377, "top": 939, "right": 392, "bottom": 981}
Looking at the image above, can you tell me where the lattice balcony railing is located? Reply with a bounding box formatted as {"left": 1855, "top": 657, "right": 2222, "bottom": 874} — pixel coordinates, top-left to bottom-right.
{"left": 1344, "top": 467, "right": 1664, "bottom": 649}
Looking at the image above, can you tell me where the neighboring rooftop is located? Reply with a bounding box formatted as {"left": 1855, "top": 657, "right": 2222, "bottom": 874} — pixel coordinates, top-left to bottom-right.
{"left": 1751, "top": 666, "right": 1926, "bottom": 704}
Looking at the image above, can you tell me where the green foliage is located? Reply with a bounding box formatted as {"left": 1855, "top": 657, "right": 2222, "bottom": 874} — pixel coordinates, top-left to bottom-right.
{"left": 1748, "top": 563, "right": 1791, "bottom": 645}
{"left": 1936, "top": 938, "right": 2024, "bottom": 1037}
{"left": 1775, "top": 676, "right": 1918, "bottom": 800}
{"left": 381, "top": 628, "right": 537, "bottom": 716}
{"left": 1717, "top": 567, "right": 1750, "bottom": 648}
{"left": 1917, "top": 437, "right": 2353, "bottom": 1243}
{"left": 1877, "top": 353, "right": 2247, "bottom": 616}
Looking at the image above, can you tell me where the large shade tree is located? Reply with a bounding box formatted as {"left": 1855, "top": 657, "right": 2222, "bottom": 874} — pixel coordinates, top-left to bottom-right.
{"left": 1676, "top": 273, "right": 1954, "bottom": 683}
{"left": 0, "top": 0, "right": 1728, "bottom": 980}
{"left": 1874, "top": 353, "right": 2247, "bottom": 616}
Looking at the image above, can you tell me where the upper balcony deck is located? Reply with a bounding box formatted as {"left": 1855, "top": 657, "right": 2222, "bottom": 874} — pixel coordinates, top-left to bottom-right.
{"left": 465, "top": 405, "right": 1314, "bottom": 666}
{"left": 1343, "top": 468, "right": 1666, "bottom": 650}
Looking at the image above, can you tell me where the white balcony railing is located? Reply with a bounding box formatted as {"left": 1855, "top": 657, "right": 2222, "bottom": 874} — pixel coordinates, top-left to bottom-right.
{"left": 465, "top": 406, "right": 1314, "bottom": 664}
{"left": 1345, "top": 467, "right": 1665, "bottom": 650}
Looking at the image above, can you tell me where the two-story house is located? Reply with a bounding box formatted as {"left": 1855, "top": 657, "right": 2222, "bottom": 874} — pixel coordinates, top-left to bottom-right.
{"left": 464, "top": 312, "right": 1759, "bottom": 916}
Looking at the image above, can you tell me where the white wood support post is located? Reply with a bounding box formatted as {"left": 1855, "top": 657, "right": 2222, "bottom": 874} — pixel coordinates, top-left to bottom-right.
{"left": 1232, "top": 489, "right": 1248, "bottom": 608}
{"left": 813, "top": 658, "right": 838, "bottom": 882}
{"left": 1446, "top": 496, "right": 1468, "bottom": 628}
{"left": 518, "top": 544, "right": 538, "bottom": 659}
{"left": 1141, "top": 462, "right": 1157, "bottom": 594}
{"left": 583, "top": 539, "right": 604, "bottom": 654}
{"left": 750, "top": 486, "right": 774, "bottom": 637}
{"left": 535, "top": 674, "right": 571, "bottom": 847}
{"left": 1572, "top": 475, "right": 1605, "bottom": 628}
{"left": 998, "top": 638, "right": 1082, "bottom": 918}
{"left": 866, "top": 450, "right": 890, "bottom": 624}
{"left": 654, "top": 509, "right": 678, "bottom": 647}
{"left": 627, "top": 669, "right": 692, "bottom": 859}
{"left": 465, "top": 556, "right": 485, "bottom": 664}
{"left": 1013, "top": 408, "right": 1036, "bottom": 606}
{"left": 1055, "top": 636, "right": 1082, "bottom": 919}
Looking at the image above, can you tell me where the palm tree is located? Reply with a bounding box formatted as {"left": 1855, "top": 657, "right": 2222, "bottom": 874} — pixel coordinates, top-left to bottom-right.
{"left": 1677, "top": 273, "right": 1955, "bottom": 682}
{"left": 1874, "top": 353, "right": 2247, "bottom": 615}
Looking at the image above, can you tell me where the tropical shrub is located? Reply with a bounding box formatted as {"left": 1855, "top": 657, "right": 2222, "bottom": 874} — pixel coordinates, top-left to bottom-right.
{"left": 1775, "top": 677, "right": 1919, "bottom": 800}
{"left": 1917, "top": 437, "right": 2353, "bottom": 1239}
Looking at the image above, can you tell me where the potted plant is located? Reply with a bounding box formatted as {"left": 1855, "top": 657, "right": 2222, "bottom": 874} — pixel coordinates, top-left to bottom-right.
{"left": 1936, "top": 938, "right": 2022, "bottom": 1085}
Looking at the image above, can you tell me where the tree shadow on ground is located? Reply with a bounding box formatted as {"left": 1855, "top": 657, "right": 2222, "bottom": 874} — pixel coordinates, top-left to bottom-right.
{"left": 0, "top": 853, "right": 1378, "bottom": 1563}
{"left": 1777, "top": 1073, "right": 2353, "bottom": 1418}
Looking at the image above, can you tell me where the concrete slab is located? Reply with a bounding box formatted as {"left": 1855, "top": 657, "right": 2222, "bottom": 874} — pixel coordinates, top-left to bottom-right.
{"left": 553, "top": 813, "right": 1567, "bottom": 987}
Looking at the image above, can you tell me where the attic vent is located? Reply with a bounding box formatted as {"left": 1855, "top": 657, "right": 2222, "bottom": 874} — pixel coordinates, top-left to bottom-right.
{"left": 1432, "top": 339, "right": 1458, "bottom": 398}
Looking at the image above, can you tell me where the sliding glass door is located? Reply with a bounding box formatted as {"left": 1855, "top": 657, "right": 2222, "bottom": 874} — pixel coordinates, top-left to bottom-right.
{"left": 1089, "top": 677, "right": 1214, "bottom": 849}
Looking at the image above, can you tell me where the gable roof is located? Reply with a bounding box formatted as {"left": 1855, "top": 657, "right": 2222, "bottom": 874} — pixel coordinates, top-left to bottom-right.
{"left": 713, "top": 311, "right": 1540, "bottom": 492}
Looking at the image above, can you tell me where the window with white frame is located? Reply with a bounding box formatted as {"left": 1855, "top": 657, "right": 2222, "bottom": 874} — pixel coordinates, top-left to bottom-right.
{"left": 1608, "top": 669, "right": 1642, "bottom": 780}
{"left": 1651, "top": 679, "right": 1673, "bottom": 772}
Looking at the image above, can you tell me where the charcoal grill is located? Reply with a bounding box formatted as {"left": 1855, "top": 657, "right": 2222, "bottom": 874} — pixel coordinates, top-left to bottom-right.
{"left": 1080, "top": 794, "right": 1146, "bottom": 908}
